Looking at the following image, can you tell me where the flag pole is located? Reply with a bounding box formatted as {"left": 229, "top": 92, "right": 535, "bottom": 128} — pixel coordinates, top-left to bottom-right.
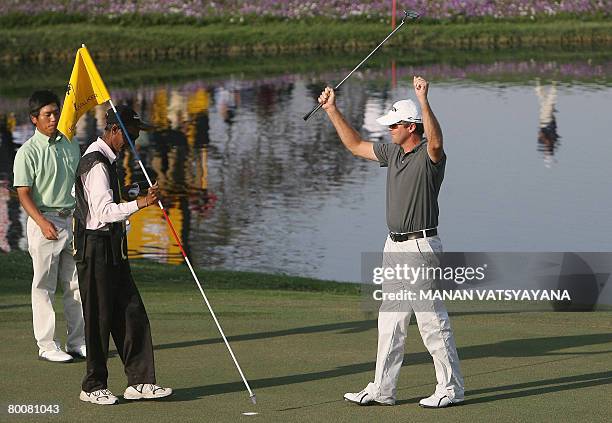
{"left": 108, "top": 99, "right": 257, "bottom": 405}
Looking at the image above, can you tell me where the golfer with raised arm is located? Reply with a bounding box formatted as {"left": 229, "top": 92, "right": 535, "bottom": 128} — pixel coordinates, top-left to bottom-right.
{"left": 318, "top": 76, "right": 464, "bottom": 408}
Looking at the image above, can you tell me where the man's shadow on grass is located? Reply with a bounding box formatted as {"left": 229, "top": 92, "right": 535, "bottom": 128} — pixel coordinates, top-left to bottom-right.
{"left": 151, "top": 311, "right": 516, "bottom": 352}
{"left": 395, "top": 370, "right": 612, "bottom": 406}
{"left": 163, "top": 317, "right": 612, "bottom": 403}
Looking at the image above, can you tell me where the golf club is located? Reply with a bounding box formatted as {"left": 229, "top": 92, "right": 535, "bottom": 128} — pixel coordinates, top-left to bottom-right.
{"left": 303, "top": 10, "right": 420, "bottom": 121}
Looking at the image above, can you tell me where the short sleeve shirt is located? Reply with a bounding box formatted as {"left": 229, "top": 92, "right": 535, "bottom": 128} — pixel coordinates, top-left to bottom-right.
{"left": 13, "top": 129, "right": 81, "bottom": 211}
{"left": 373, "top": 140, "right": 446, "bottom": 233}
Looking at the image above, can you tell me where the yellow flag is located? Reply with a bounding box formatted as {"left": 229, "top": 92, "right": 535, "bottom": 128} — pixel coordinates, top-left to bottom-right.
{"left": 58, "top": 45, "right": 111, "bottom": 140}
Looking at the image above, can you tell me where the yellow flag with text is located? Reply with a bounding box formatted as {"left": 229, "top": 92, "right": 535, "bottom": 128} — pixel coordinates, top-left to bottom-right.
{"left": 58, "top": 46, "right": 110, "bottom": 140}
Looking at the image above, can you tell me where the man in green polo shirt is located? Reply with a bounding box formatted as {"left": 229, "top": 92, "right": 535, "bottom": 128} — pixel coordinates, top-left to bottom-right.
{"left": 318, "top": 76, "right": 464, "bottom": 409}
{"left": 13, "top": 90, "right": 86, "bottom": 363}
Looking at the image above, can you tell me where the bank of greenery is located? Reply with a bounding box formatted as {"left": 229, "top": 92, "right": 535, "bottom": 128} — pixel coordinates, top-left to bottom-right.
{"left": 1, "top": 18, "right": 611, "bottom": 64}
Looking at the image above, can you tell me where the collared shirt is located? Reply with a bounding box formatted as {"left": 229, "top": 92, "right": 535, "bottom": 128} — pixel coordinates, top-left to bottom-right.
{"left": 13, "top": 129, "right": 81, "bottom": 211}
{"left": 80, "top": 138, "right": 139, "bottom": 230}
{"left": 373, "top": 139, "right": 446, "bottom": 233}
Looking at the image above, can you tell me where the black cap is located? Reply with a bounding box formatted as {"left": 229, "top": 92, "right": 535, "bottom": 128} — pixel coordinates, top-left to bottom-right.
{"left": 105, "top": 105, "right": 152, "bottom": 130}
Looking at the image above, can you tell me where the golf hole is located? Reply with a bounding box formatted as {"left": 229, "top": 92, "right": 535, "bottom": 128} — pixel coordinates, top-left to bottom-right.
{"left": 242, "top": 412, "right": 259, "bottom": 416}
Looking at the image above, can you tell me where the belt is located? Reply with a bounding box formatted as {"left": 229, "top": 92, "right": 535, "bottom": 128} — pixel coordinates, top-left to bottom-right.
{"left": 43, "top": 209, "right": 73, "bottom": 218}
{"left": 389, "top": 228, "right": 437, "bottom": 242}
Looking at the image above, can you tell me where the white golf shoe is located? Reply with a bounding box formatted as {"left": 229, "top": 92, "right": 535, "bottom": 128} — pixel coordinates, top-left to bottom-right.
{"left": 419, "top": 392, "right": 464, "bottom": 408}
{"left": 38, "top": 347, "right": 73, "bottom": 363}
{"left": 79, "top": 389, "right": 119, "bottom": 405}
{"left": 123, "top": 384, "right": 173, "bottom": 400}
{"left": 344, "top": 389, "right": 394, "bottom": 406}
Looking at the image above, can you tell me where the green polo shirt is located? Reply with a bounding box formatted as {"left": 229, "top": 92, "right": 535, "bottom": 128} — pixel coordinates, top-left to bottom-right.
{"left": 13, "top": 129, "right": 81, "bottom": 211}
{"left": 373, "top": 139, "right": 446, "bottom": 233}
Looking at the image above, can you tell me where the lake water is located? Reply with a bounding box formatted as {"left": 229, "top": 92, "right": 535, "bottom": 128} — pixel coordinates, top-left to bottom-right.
{"left": 1, "top": 54, "right": 611, "bottom": 282}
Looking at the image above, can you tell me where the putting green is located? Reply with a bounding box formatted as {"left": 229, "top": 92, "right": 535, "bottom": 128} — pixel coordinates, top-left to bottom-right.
{"left": 1, "top": 252, "right": 610, "bottom": 422}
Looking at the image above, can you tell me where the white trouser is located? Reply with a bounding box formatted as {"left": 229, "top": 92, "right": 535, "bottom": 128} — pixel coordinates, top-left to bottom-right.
{"left": 365, "top": 235, "right": 464, "bottom": 402}
{"left": 27, "top": 213, "right": 85, "bottom": 352}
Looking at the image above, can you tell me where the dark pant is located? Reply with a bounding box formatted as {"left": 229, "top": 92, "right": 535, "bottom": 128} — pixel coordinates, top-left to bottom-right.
{"left": 76, "top": 234, "right": 156, "bottom": 392}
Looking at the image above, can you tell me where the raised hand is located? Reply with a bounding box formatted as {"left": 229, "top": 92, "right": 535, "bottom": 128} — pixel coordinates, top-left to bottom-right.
{"left": 318, "top": 87, "right": 336, "bottom": 111}
{"left": 413, "top": 75, "right": 429, "bottom": 103}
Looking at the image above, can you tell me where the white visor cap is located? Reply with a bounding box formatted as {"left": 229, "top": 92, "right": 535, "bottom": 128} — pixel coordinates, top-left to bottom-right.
{"left": 376, "top": 99, "right": 422, "bottom": 126}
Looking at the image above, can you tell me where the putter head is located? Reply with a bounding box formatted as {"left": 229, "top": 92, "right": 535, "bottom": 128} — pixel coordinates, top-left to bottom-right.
{"left": 402, "top": 10, "right": 421, "bottom": 22}
{"left": 250, "top": 394, "right": 257, "bottom": 405}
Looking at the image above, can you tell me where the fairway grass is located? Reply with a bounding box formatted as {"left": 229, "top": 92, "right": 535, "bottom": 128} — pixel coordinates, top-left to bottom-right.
{"left": 2, "top": 19, "right": 612, "bottom": 64}
{"left": 0, "top": 252, "right": 610, "bottom": 422}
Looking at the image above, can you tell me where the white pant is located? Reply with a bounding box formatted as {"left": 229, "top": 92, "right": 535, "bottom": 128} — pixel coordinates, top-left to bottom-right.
{"left": 27, "top": 214, "right": 85, "bottom": 352}
{"left": 365, "top": 235, "right": 464, "bottom": 402}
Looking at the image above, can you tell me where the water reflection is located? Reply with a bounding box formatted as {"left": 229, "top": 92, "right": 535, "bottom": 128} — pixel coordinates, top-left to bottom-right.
{"left": 1, "top": 59, "right": 611, "bottom": 280}
{"left": 125, "top": 87, "right": 216, "bottom": 264}
{"left": 535, "top": 79, "right": 560, "bottom": 167}
{"left": 0, "top": 113, "right": 20, "bottom": 252}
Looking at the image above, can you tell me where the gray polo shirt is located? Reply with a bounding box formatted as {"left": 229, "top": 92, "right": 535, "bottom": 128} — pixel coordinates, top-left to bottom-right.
{"left": 373, "top": 139, "right": 446, "bottom": 233}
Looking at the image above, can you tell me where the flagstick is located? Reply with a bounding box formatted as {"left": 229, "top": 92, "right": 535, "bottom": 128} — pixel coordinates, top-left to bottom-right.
{"left": 108, "top": 99, "right": 257, "bottom": 405}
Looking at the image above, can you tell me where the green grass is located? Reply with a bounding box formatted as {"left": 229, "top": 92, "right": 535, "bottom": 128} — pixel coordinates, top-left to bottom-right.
{"left": 1, "top": 20, "right": 611, "bottom": 65}
{"left": 1, "top": 251, "right": 611, "bottom": 422}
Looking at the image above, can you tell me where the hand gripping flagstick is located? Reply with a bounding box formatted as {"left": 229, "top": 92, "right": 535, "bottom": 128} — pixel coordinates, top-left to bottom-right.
{"left": 107, "top": 99, "right": 257, "bottom": 405}
{"left": 303, "top": 10, "right": 420, "bottom": 121}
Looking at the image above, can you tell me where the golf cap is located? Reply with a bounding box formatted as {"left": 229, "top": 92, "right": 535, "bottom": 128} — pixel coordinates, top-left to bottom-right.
{"left": 106, "top": 105, "right": 152, "bottom": 130}
{"left": 376, "top": 99, "right": 422, "bottom": 126}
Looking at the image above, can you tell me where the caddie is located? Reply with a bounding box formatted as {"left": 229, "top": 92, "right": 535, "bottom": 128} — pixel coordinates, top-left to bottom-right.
{"left": 73, "top": 105, "right": 172, "bottom": 405}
